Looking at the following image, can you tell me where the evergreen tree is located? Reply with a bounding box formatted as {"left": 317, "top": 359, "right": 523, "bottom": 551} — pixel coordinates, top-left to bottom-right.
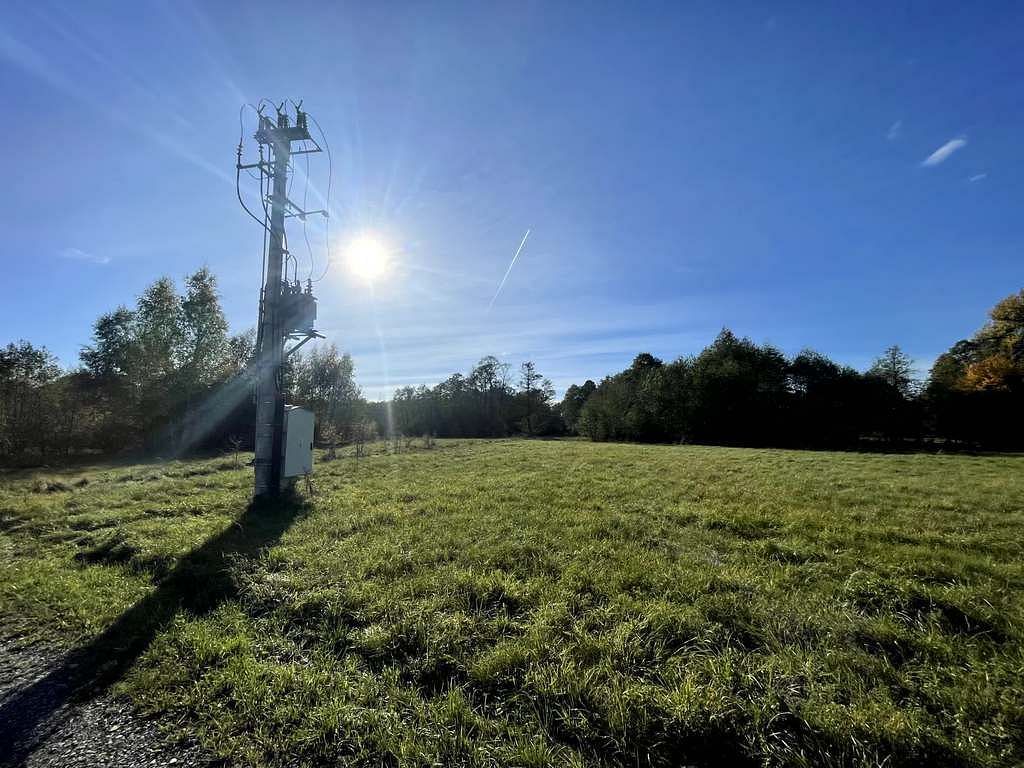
{"left": 868, "top": 345, "right": 916, "bottom": 397}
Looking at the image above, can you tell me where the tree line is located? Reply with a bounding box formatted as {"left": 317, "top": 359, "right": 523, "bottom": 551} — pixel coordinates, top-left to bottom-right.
{"left": 0, "top": 269, "right": 367, "bottom": 464}
{"left": 2, "top": 271, "right": 1021, "bottom": 463}
{"left": 382, "top": 289, "right": 1023, "bottom": 451}
{"left": 564, "top": 289, "right": 1023, "bottom": 450}
{"left": 379, "top": 358, "right": 558, "bottom": 439}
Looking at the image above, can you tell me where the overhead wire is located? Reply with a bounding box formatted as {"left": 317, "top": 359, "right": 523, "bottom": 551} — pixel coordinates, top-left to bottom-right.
{"left": 236, "top": 164, "right": 269, "bottom": 232}
{"left": 236, "top": 104, "right": 272, "bottom": 233}
{"left": 239, "top": 103, "right": 264, "bottom": 181}
{"left": 258, "top": 143, "right": 269, "bottom": 288}
{"left": 301, "top": 139, "right": 315, "bottom": 279}
{"left": 237, "top": 102, "right": 272, "bottom": 360}
{"left": 308, "top": 113, "right": 333, "bottom": 282}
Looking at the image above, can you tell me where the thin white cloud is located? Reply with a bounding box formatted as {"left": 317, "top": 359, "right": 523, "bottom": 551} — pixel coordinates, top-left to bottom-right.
{"left": 60, "top": 247, "right": 110, "bottom": 265}
{"left": 887, "top": 120, "right": 902, "bottom": 141}
{"left": 921, "top": 137, "right": 967, "bottom": 166}
{"left": 968, "top": 173, "right": 987, "bottom": 182}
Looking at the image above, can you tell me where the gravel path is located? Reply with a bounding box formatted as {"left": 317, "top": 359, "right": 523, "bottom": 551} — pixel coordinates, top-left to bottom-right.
{"left": 0, "top": 638, "right": 213, "bottom": 768}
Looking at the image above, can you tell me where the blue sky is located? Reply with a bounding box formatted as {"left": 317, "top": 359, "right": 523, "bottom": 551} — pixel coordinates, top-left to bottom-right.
{"left": 1, "top": 2, "right": 1022, "bottom": 399}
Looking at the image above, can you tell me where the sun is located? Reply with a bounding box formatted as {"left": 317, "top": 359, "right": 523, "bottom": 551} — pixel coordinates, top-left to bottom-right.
{"left": 346, "top": 235, "right": 390, "bottom": 282}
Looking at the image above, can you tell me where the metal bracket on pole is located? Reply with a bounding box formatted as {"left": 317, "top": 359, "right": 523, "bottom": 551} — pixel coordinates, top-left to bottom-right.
{"left": 285, "top": 330, "right": 325, "bottom": 358}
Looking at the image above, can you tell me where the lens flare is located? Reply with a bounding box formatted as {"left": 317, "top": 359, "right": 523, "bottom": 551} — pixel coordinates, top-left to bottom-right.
{"left": 346, "top": 235, "right": 390, "bottom": 282}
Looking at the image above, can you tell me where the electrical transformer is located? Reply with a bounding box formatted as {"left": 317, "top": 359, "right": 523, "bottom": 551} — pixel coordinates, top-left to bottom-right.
{"left": 281, "top": 281, "right": 317, "bottom": 334}
{"left": 282, "top": 406, "right": 314, "bottom": 478}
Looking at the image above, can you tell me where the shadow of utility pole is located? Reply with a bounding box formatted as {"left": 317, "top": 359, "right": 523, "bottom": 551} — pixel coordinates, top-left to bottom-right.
{"left": 0, "top": 492, "right": 310, "bottom": 765}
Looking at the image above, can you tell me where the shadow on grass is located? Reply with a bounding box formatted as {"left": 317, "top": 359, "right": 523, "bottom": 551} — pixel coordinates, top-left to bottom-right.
{"left": 0, "top": 491, "right": 310, "bottom": 765}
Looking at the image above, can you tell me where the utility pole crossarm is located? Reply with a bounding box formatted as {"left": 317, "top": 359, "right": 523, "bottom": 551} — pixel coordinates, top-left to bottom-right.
{"left": 281, "top": 195, "right": 326, "bottom": 220}
{"left": 286, "top": 145, "right": 323, "bottom": 156}
{"left": 254, "top": 122, "right": 312, "bottom": 146}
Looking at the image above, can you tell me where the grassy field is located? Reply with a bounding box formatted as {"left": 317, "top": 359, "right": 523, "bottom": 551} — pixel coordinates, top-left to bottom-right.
{"left": 1, "top": 439, "right": 1022, "bottom": 767}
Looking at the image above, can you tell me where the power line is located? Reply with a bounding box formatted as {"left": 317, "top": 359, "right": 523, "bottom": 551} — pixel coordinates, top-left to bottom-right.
{"left": 238, "top": 104, "right": 273, "bottom": 357}
{"left": 236, "top": 105, "right": 271, "bottom": 233}
{"left": 237, "top": 105, "right": 262, "bottom": 180}
{"left": 236, "top": 166, "right": 269, "bottom": 231}
{"left": 309, "top": 113, "right": 333, "bottom": 283}
{"left": 301, "top": 140, "right": 315, "bottom": 279}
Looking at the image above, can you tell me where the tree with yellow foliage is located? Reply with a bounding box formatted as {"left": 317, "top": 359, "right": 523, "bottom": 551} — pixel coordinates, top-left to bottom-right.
{"left": 931, "top": 290, "right": 1024, "bottom": 393}
{"left": 927, "top": 289, "right": 1024, "bottom": 447}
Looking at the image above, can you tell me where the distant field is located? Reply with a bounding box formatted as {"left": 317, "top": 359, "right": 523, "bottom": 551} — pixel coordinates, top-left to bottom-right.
{"left": 1, "top": 440, "right": 1022, "bottom": 767}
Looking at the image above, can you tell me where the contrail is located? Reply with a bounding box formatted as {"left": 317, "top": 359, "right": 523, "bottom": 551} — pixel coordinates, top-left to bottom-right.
{"left": 487, "top": 229, "right": 531, "bottom": 313}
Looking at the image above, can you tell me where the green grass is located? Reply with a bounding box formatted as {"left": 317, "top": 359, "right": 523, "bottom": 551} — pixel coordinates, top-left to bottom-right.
{"left": 2, "top": 440, "right": 1023, "bottom": 766}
